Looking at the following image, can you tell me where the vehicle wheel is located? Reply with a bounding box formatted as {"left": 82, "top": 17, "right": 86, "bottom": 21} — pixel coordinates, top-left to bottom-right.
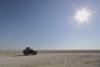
{"left": 32, "top": 51, "right": 37, "bottom": 55}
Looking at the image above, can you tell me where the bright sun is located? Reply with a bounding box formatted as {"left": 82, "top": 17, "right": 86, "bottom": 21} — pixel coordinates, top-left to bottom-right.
{"left": 74, "top": 8, "right": 91, "bottom": 24}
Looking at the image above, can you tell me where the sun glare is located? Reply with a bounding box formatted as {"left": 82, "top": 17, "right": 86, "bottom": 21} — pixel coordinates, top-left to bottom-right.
{"left": 74, "top": 8, "right": 91, "bottom": 24}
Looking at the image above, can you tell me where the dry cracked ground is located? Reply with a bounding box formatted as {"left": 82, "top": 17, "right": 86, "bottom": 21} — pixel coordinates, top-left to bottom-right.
{"left": 0, "top": 53, "right": 100, "bottom": 67}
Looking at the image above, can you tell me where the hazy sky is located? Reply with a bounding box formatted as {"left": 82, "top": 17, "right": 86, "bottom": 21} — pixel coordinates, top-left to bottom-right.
{"left": 0, "top": 0, "right": 100, "bottom": 50}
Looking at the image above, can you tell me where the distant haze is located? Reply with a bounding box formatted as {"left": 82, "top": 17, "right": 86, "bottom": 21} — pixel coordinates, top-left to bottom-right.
{"left": 0, "top": 0, "right": 100, "bottom": 50}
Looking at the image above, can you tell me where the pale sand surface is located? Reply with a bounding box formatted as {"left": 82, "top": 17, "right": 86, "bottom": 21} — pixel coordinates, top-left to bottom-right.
{"left": 0, "top": 51, "right": 100, "bottom": 67}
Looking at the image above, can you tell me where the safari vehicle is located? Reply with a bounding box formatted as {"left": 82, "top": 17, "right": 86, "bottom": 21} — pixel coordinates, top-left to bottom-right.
{"left": 23, "top": 47, "right": 37, "bottom": 56}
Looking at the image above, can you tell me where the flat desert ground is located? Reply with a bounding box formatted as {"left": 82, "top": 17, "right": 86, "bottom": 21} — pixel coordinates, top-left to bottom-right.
{"left": 0, "top": 50, "right": 100, "bottom": 67}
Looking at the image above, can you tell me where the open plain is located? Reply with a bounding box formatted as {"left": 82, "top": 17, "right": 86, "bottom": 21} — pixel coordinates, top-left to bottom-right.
{"left": 0, "top": 50, "right": 100, "bottom": 67}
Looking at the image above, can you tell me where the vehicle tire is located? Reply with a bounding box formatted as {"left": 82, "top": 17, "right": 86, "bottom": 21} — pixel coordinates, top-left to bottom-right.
{"left": 23, "top": 50, "right": 28, "bottom": 56}
{"left": 32, "top": 51, "right": 37, "bottom": 55}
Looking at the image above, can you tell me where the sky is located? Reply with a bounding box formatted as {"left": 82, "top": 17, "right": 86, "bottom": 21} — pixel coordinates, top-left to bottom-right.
{"left": 0, "top": 0, "right": 100, "bottom": 50}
